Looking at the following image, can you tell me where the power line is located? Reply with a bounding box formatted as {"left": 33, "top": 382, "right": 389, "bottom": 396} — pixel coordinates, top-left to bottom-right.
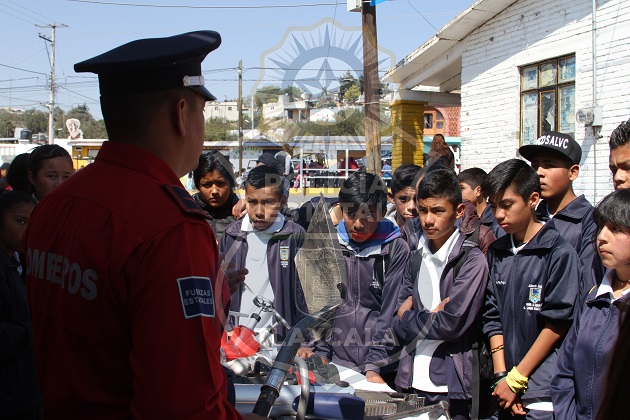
{"left": 0, "top": 63, "right": 48, "bottom": 76}
{"left": 67, "top": 0, "right": 344, "bottom": 9}
{"left": 4, "top": 0, "right": 58, "bottom": 24}
{"left": 0, "top": 0, "right": 48, "bottom": 25}
{"left": 57, "top": 85, "right": 98, "bottom": 103}
{"left": 405, "top": 0, "right": 439, "bottom": 32}
{"left": 0, "top": 4, "right": 39, "bottom": 26}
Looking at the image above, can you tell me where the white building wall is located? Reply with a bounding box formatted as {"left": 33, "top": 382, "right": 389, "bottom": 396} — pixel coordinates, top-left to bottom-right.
{"left": 460, "top": 0, "right": 629, "bottom": 204}
{"left": 203, "top": 101, "right": 240, "bottom": 122}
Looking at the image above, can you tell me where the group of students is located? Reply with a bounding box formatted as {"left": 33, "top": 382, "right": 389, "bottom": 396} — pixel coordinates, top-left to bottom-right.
{"left": 192, "top": 122, "right": 630, "bottom": 420}
{"left": 3, "top": 118, "right": 630, "bottom": 419}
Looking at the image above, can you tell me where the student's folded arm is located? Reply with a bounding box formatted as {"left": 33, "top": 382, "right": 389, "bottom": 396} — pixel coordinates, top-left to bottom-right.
{"left": 400, "top": 248, "right": 489, "bottom": 342}
{"left": 366, "top": 239, "right": 410, "bottom": 373}
{"left": 549, "top": 313, "right": 581, "bottom": 420}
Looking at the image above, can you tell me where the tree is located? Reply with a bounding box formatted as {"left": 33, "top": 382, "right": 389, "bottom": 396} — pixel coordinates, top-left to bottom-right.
{"left": 254, "top": 85, "right": 282, "bottom": 108}
{"left": 315, "top": 87, "right": 335, "bottom": 109}
{"left": 282, "top": 85, "right": 305, "bottom": 102}
{"left": 204, "top": 117, "right": 237, "bottom": 142}
{"left": 338, "top": 71, "right": 359, "bottom": 100}
{"left": 343, "top": 84, "right": 361, "bottom": 104}
{"left": 82, "top": 119, "right": 108, "bottom": 139}
{"left": 21, "top": 109, "right": 49, "bottom": 134}
{"left": 66, "top": 104, "right": 95, "bottom": 123}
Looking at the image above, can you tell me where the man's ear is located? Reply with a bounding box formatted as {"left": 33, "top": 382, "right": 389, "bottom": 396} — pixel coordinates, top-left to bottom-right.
{"left": 474, "top": 185, "right": 483, "bottom": 199}
{"left": 529, "top": 191, "right": 540, "bottom": 208}
{"left": 568, "top": 164, "right": 580, "bottom": 181}
{"left": 173, "top": 98, "right": 188, "bottom": 137}
{"left": 455, "top": 203, "right": 465, "bottom": 220}
{"left": 387, "top": 192, "right": 394, "bottom": 203}
{"left": 280, "top": 194, "right": 287, "bottom": 208}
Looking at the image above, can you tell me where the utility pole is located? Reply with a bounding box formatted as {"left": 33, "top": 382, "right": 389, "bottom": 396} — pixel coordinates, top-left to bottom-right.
{"left": 238, "top": 60, "right": 244, "bottom": 173}
{"left": 38, "top": 23, "right": 67, "bottom": 145}
{"left": 362, "top": 2, "right": 381, "bottom": 175}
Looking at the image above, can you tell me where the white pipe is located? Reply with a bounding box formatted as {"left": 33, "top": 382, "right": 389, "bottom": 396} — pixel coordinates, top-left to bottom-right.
{"left": 293, "top": 356, "right": 310, "bottom": 420}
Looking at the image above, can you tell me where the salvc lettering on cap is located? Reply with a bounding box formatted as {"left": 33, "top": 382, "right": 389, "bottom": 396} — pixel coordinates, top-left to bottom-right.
{"left": 518, "top": 131, "right": 582, "bottom": 165}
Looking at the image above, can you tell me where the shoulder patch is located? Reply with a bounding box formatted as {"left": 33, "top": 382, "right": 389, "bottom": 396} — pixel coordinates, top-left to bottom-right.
{"left": 177, "top": 276, "right": 215, "bottom": 319}
{"left": 163, "top": 184, "right": 209, "bottom": 219}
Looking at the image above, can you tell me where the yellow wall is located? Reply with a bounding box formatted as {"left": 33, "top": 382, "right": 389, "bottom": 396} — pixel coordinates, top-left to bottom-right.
{"left": 390, "top": 99, "right": 426, "bottom": 171}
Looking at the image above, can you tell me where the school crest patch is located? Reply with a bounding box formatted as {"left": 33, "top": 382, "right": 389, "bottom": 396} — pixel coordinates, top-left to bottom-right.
{"left": 524, "top": 284, "right": 543, "bottom": 311}
{"left": 280, "top": 246, "right": 290, "bottom": 268}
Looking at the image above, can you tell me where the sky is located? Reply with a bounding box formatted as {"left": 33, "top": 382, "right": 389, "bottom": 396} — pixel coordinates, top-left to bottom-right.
{"left": 0, "top": 0, "right": 474, "bottom": 120}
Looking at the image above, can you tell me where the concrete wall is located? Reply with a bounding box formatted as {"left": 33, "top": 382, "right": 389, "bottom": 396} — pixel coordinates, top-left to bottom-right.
{"left": 460, "top": 0, "right": 629, "bottom": 203}
{"left": 203, "top": 101, "right": 240, "bottom": 122}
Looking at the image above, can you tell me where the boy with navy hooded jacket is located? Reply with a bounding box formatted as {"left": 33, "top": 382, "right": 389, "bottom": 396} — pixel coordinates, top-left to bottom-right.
{"left": 519, "top": 132, "right": 603, "bottom": 297}
{"left": 393, "top": 168, "right": 489, "bottom": 420}
{"left": 307, "top": 172, "right": 410, "bottom": 384}
{"left": 481, "top": 159, "right": 579, "bottom": 419}
{"left": 219, "top": 165, "right": 306, "bottom": 342}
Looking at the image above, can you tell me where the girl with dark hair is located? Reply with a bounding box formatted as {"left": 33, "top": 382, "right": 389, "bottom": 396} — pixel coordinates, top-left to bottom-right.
{"left": 6, "top": 153, "right": 31, "bottom": 194}
{"left": 551, "top": 188, "right": 630, "bottom": 419}
{"left": 0, "top": 190, "right": 41, "bottom": 418}
{"left": 27, "top": 144, "right": 74, "bottom": 201}
{"left": 192, "top": 152, "right": 239, "bottom": 241}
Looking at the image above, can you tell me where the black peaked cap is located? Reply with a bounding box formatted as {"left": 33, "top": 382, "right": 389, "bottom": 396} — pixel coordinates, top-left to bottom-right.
{"left": 74, "top": 30, "right": 221, "bottom": 101}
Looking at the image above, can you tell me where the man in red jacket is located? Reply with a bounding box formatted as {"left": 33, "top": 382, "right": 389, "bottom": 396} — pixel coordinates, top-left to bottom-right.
{"left": 24, "top": 31, "right": 263, "bottom": 419}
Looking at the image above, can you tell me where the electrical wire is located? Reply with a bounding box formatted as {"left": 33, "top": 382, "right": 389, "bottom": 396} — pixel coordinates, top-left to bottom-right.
{"left": 405, "top": 0, "right": 439, "bottom": 31}
{"left": 67, "top": 0, "right": 345, "bottom": 9}
{"left": 0, "top": 0, "right": 48, "bottom": 25}
{"left": 0, "top": 63, "right": 47, "bottom": 76}
{"left": 0, "top": 4, "right": 39, "bottom": 26}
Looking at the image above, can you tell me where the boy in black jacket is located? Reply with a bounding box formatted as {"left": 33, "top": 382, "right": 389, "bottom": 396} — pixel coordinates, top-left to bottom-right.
{"left": 519, "top": 132, "right": 603, "bottom": 296}
{"left": 482, "top": 159, "right": 579, "bottom": 419}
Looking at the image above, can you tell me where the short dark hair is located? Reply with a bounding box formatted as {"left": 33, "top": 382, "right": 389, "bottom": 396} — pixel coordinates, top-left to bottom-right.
{"left": 482, "top": 159, "right": 541, "bottom": 203}
{"left": 244, "top": 164, "right": 284, "bottom": 199}
{"left": 28, "top": 144, "right": 73, "bottom": 177}
{"left": 594, "top": 189, "right": 630, "bottom": 230}
{"left": 338, "top": 171, "right": 388, "bottom": 214}
{"left": 458, "top": 167, "right": 488, "bottom": 190}
{"left": 390, "top": 164, "right": 422, "bottom": 194}
{"left": 101, "top": 88, "right": 199, "bottom": 139}
{"left": 193, "top": 152, "right": 235, "bottom": 190}
{"left": 417, "top": 168, "right": 462, "bottom": 209}
{"left": 610, "top": 119, "right": 630, "bottom": 150}
{"left": 0, "top": 190, "right": 36, "bottom": 229}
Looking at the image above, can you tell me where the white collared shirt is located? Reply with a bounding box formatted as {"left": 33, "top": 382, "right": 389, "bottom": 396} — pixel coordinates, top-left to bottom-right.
{"left": 596, "top": 270, "right": 630, "bottom": 302}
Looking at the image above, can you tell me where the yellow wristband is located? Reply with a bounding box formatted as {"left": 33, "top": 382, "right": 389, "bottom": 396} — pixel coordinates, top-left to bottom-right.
{"left": 505, "top": 366, "right": 528, "bottom": 394}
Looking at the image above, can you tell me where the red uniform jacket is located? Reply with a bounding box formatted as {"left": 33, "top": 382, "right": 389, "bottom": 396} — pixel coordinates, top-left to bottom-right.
{"left": 24, "top": 141, "right": 242, "bottom": 419}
